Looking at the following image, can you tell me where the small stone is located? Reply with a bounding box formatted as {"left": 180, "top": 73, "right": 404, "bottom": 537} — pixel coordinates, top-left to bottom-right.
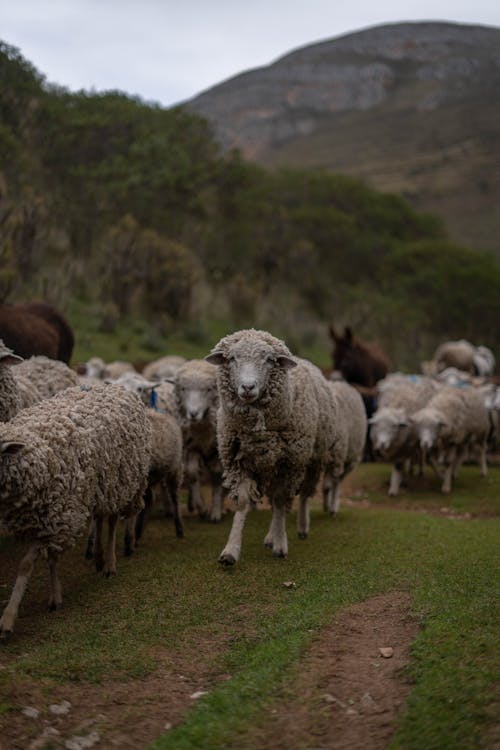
{"left": 283, "top": 581, "right": 296, "bottom": 589}
{"left": 164, "top": 722, "right": 172, "bottom": 731}
{"left": 22, "top": 706, "right": 40, "bottom": 719}
{"left": 64, "top": 731, "right": 100, "bottom": 750}
{"left": 361, "top": 692, "right": 376, "bottom": 710}
{"left": 49, "top": 700, "right": 71, "bottom": 715}
{"left": 379, "top": 647, "right": 394, "bottom": 658}
{"left": 346, "top": 707, "right": 358, "bottom": 716}
{"left": 190, "top": 690, "right": 208, "bottom": 700}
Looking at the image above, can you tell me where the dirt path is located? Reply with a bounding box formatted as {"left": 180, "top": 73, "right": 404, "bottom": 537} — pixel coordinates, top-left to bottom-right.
{"left": 238, "top": 591, "right": 419, "bottom": 750}
{"left": 1, "top": 592, "right": 418, "bottom": 749}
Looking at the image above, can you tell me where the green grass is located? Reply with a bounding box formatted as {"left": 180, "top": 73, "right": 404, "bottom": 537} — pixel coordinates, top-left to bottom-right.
{"left": 0, "top": 467, "right": 498, "bottom": 750}
{"left": 66, "top": 300, "right": 333, "bottom": 370}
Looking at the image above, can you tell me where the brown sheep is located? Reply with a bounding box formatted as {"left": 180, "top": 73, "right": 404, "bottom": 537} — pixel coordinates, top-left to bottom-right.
{"left": 0, "top": 302, "right": 74, "bottom": 364}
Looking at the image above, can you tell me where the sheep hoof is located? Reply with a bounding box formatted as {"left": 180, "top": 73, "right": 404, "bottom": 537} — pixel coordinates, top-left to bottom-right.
{"left": 48, "top": 602, "right": 63, "bottom": 612}
{"left": 0, "top": 628, "right": 12, "bottom": 642}
{"left": 273, "top": 551, "right": 287, "bottom": 559}
{"left": 329, "top": 511, "right": 337, "bottom": 518}
{"left": 297, "top": 531, "right": 308, "bottom": 539}
{"left": 104, "top": 570, "right": 116, "bottom": 578}
{"left": 218, "top": 553, "right": 236, "bottom": 566}
{"left": 85, "top": 549, "right": 94, "bottom": 560}
{"left": 175, "top": 529, "right": 185, "bottom": 539}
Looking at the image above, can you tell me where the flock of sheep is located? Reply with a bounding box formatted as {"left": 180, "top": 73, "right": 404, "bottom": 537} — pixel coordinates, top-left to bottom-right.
{"left": 0, "top": 329, "right": 498, "bottom": 639}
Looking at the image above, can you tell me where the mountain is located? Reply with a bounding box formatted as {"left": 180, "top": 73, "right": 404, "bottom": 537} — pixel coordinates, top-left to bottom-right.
{"left": 186, "top": 22, "right": 500, "bottom": 255}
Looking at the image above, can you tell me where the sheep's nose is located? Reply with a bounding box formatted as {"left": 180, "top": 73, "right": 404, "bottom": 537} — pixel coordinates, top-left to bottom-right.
{"left": 188, "top": 409, "right": 202, "bottom": 421}
{"left": 238, "top": 383, "right": 257, "bottom": 401}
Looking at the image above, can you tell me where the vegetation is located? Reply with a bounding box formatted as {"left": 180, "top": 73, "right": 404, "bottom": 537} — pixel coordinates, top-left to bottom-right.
{"left": 0, "top": 464, "right": 498, "bottom": 749}
{"left": 1, "top": 41, "right": 500, "bottom": 369}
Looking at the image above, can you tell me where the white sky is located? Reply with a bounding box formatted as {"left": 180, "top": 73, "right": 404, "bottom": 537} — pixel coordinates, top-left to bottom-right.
{"left": 1, "top": 0, "right": 500, "bottom": 107}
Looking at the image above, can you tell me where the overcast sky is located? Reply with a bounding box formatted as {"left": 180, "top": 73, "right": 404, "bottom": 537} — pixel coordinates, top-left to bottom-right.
{"left": 2, "top": 1, "right": 500, "bottom": 107}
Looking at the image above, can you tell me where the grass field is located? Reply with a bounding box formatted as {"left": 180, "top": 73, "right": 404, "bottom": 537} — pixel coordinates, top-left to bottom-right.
{"left": 0, "top": 463, "right": 498, "bottom": 749}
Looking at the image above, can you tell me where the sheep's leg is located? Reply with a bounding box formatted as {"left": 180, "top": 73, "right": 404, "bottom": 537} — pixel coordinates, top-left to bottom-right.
{"left": 0, "top": 544, "right": 40, "bottom": 638}
{"left": 85, "top": 518, "right": 96, "bottom": 560}
{"left": 441, "top": 448, "right": 455, "bottom": 494}
{"left": 47, "top": 550, "right": 63, "bottom": 612}
{"left": 388, "top": 462, "right": 404, "bottom": 497}
{"left": 219, "top": 501, "right": 251, "bottom": 565}
{"left": 190, "top": 480, "right": 207, "bottom": 520}
{"left": 134, "top": 486, "right": 154, "bottom": 545}
{"left": 209, "top": 479, "right": 224, "bottom": 523}
{"left": 330, "top": 481, "right": 341, "bottom": 516}
{"left": 264, "top": 508, "right": 278, "bottom": 548}
{"left": 322, "top": 475, "right": 332, "bottom": 513}
{"left": 168, "top": 478, "right": 184, "bottom": 538}
{"left": 479, "top": 440, "right": 488, "bottom": 477}
{"left": 297, "top": 495, "right": 309, "bottom": 538}
{"left": 103, "top": 513, "right": 118, "bottom": 577}
{"left": 270, "top": 503, "right": 288, "bottom": 558}
{"left": 94, "top": 515, "right": 104, "bottom": 572}
{"left": 219, "top": 479, "right": 258, "bottom": 565}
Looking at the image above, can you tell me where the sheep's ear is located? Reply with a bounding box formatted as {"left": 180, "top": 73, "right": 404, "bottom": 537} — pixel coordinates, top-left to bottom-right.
{"left": 344, "top": 326, "right": 353, "bottom": 342}
{"left": 0, "top": 441, "right": 25, "bottom": 454}
{"left": 328, "top": 325, "right": 339, "bottom": 342}
{"left": 205, "top": 351, "right": 226, "bottom": 366}
{"left": 0, "top": 352, "right": 23, "bottom": 368}
{"left": 276, "top": 355, "right": 297, "bottom": 370}
{"left": 398, "top": 420, "right": 408, "bottom": 428}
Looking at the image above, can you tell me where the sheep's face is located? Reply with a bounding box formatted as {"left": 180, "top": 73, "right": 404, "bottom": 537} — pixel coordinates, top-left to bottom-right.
{"left": 207, "top": 340, "right": 296, "bottom": 405}
{"left": 411, "top": 412, "right": 446, "bottom": 451}
{"left": 176, "top": 374, "right": 217, "bottom": 423}
{"left": 369, "top": 411, "right": 408, "bottom": 455}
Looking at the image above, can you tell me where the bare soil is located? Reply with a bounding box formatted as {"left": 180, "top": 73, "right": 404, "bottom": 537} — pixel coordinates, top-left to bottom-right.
{"left": 238, "top": 591, "right": 419, "bottom": 750}
{"left": 0, "top": 592, "right": 418, "bottom": 750}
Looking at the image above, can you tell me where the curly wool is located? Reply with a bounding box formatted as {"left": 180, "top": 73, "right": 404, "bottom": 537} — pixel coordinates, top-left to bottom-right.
{"left": 175, "top": 359, "right": 219, "bottom": 466}
{"left": 147, "top": 408, "right": 183, "bottom": 488}
{"left": 325, "top": 380, "right": 366, "bottom": 479}
{"left": 213, "top": 330, "right": 333, "bottom": 502}
{"left": 14, "top": 356, "right": 79, "bottom": 400}
{"left": 0, "top": 383, "right": 152, "bottom": 552}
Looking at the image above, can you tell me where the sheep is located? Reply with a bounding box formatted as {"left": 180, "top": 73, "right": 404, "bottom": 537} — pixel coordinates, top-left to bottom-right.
{"left": 142, "top": 355, "right": 186, "bottom": 381}
{"left": 0, "top": 343, "right": 79, "bottom": 420}
{"left": 0, "top": 383, "right": 151, "bottom": 637}
{"left": 14, "top": 355, "right": 79, "bottom": 400}
{"left": 322, "top": 380, "right": 367, "bottom": 515}
{"left": 424, "top": 340, "right": 496, "bottom": 377}
{"left": 206, "top": 329, "right": 343, "bottom": 565}
{"left": 173, "top": 359, "right": 225, "bottom": 522}
{"left": 411, "top": 386, "right": 489, "bottom": 493}
{"left": 81, "top": 357, "right": 136, "bottom": 380}
{"left": 111, "top": 372, "right": 184, "bottom": 541}
{"left": 0, "top": 342, "right": 24, "bottom": 421}
{"left": 369, "top": 377, "right": 439, "bottom": 495}
{"left": 132, "top": 408, "right": 184, "bottom": 545}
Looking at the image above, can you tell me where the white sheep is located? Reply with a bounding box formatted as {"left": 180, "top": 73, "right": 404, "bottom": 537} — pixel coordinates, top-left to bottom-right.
{"left": 142, "top": 355, "right": 186, "bottom": 381}
{"left": 321, "top": 380, "right": 367, "bottom": 515}
{"left": 0, "top": 383, "right": 151, "bottom": 637}
{"left": 0, "top": 342, "right": 79, "bottom": 420}
{"left": 173, "top": 359, "right": 225, "bottom": 522}
{"left": 411, "top": 385, "right": 489, "bottom": 493}
{"left": 370, "top": 377, "right": 439, "bottom": 495}
{"left": 111, "top": 372, "right": 184, "bottom": 542}
{"left": 82, "top": 357, "right": 136, "bottom": 380}
{"left": 424, "top": 340, "right": 495, "bottom": 377}
{"left": 206, "top": 329, "right": 346, "bottom": 565}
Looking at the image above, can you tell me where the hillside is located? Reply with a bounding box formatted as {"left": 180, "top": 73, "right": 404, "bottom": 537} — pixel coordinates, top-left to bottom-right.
{"left": 186, "top": 22, "right": 500, "bottom": 255}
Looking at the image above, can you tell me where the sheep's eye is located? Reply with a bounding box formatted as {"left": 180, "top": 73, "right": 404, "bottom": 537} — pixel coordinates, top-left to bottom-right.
{"left": 228, "top": 355, "right": 236, "bottom": 363}
{"left": 266, "top": 355, "right": 276, "bottom": 364}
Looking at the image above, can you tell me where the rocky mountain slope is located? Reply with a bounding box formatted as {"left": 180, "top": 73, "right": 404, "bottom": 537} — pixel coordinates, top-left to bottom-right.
{"left": 186, "top": 22, "right": 500, "bottom": 255}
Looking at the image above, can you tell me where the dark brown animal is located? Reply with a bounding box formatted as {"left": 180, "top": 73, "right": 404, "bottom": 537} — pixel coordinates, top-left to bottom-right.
{"left": 0, "top": 302, "right": 74, "bottom": 364}
{"left": 329, "top": 325, "right": 390, "bottom": 462}
{"left": 329, "top": 326, "right": 389, "bottom": 387}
